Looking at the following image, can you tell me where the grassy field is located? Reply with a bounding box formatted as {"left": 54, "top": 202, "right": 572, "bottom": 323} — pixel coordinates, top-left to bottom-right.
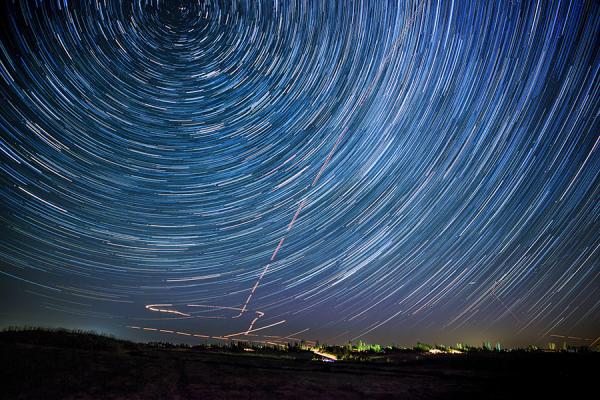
{"left": 0, "top": 329, "right": 596, "bottom": 399}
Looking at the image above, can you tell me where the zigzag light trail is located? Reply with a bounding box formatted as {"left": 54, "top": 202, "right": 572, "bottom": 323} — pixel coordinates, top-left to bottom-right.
{"left": 127, "top": 1, "right": 427, "bottom": 344}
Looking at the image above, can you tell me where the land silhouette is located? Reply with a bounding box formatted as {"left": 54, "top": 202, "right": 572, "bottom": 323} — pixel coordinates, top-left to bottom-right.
{"left": 1, "top": 328, "right": 597, "bottom": 399}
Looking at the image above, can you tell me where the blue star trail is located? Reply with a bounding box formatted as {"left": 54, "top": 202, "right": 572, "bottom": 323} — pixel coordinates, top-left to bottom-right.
{"left": 0, "top": 0, "right": 598, "bottom": 347}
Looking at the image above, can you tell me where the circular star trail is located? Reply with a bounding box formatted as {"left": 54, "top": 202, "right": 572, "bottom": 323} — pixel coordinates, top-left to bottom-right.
{"left": 0, "top": 0, "right": 598, "bottom": 346}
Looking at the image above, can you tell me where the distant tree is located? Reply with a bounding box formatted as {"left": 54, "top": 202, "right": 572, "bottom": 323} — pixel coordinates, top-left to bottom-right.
{"left": 414, "top": 342, "right": 431, "bottom": 352}
{"left": 527, "top": 344, "right": 539, "bottom": 352}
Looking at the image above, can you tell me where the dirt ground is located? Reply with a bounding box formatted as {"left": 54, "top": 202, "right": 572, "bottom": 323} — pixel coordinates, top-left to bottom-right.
{"left": 1, "top": 338, "right": 596, "bottom": 399}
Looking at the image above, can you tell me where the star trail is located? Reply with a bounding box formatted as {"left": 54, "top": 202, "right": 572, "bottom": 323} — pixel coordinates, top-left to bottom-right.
{"left": 0, "top": 0, "right": 598, "bottom": 347}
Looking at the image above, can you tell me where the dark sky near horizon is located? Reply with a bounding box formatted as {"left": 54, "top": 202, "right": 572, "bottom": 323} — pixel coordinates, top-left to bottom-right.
{"left": 0, "top": 0, "right": 598, "bottom": 347}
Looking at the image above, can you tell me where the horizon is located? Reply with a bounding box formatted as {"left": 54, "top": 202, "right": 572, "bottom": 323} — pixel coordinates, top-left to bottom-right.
{"left": 1, "top": 1, "right": 598, "bottom": 349}
{"left": 4, "top": 326, "right": 596, "bottom": 351}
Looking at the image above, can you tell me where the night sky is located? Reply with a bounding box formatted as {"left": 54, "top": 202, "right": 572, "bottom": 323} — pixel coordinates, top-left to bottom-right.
{"left": 0, "top": 0, "right": 598, "bottom": 347}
